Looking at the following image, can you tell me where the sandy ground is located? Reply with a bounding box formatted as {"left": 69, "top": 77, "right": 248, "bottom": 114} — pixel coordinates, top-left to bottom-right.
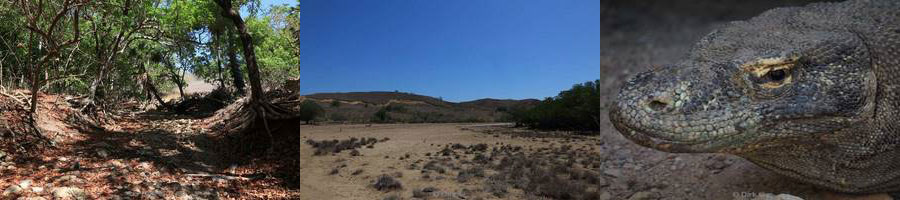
{"left": 300, "top": 123, "right": 520, "bottom": 200}
{"left": 299, "top": 123, "right": 895, "bottom": 200}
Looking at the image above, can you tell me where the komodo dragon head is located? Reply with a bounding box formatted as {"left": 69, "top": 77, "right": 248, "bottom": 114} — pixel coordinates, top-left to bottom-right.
{"left": 609, "top": 8, "right": 878, "bottom": 154}
{"left": 609, "top": 0, "right": 900, "bottom": 193}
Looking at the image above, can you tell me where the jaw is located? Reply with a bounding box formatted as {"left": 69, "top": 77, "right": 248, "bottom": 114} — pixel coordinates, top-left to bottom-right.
{"left": 609, "top": 104, "right": 765, "bottom": 154}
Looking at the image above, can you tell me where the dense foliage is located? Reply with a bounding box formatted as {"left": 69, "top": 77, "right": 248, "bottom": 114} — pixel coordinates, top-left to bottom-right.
{"left": 299, "top": 100, "right": 324, "bottom": 124}
{"left": 511, "top": 80, "right": 603, "bottom": 131}
{"left": 0, "top": 0, "right": 300, "bottom": 112}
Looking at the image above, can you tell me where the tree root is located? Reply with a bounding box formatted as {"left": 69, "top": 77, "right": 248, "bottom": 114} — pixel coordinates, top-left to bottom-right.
{"left": 220, "top": 96, "right": 301, "bottom": 136}
{"left": 260, "top": 109, "right": 275, "bottom": 156}
{"left": 0, "top": 94, "right": 54, "bottom": 155}
{"left": 0, "top": 90, "right": 26, "bottom": 106}
{"left": 25, "top": 113, "right": 53, "bottom": 146}
{"left": 215, "top": 92, "right": 302, "bottom": 159}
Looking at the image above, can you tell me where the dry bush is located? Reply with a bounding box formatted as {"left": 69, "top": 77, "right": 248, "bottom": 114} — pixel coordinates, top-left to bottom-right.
{"left": 439, "top": 147, "right": 453, "bottom": 156}
{"left": 480, "top": 144, "right": 607, "bottom": 200}
{"left": 373, "top": 175, "right": 403, "bottom": 191}
{"left": 484, "top": 175, "right": 510, "bottom": 198}
{"left": 470, "top": 143, "right": 489, "bottom": 152}
{"left": 473, "top": 153, "right": 490, "bottom": 164}
{"left": 329, "top": 168, "right": 340, "bottom": 175}
{"left": 423, "top": 160, "right": 446, "bottom": 174}
{"left": 412, "top": 187, "right": 439, "bottom": 198}
{"left": 456, "top": 166, "right": 486, "bottom": 183}
{"left": 307, "top": 137, "right": 379, "bottom": 156}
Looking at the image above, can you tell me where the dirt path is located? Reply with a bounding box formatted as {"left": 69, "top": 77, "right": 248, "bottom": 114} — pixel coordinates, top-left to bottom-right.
{"left": 1, "top": 108, "right": 299, "bottom": 199}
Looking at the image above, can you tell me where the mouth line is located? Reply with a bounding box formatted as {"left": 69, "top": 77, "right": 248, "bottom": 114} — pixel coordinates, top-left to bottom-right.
{"left": 617, "top": 122, "right": 720, "bottom": 145}
{"left": 612, "top": 110, "right": 758, "bottom": 153}
{"left": 616, "top": 111, "right": 844, "bottom": 153}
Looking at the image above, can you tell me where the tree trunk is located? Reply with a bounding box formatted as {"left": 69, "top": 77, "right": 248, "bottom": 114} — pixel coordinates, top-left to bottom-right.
{"left": 293, "top": 13, "right": 300, "bottom": 90}
{"left": 216, "top": 0, "right": 263, "bottom": 103}
{"left": 161, "top": 57, "right": 185, "bottom": 100}
{"left": 141, "top": 61, "right": 172, "bottom": 110}
{"left": 214, "top": 33, "right": 226, "bottom": 88}
{"left": 87, "top": 60, "right": 108, "bottom": 109}
{"left": 30, "top": 59, "right": 40, "bottom": 113}
{"left": 1, "top": 55, "right": 4, "bottom": 89}
{"left": 174, "top": 72, "right": 185, "bottom": 99}
{"left": 214, "top": 0, "right": 304, "bottom": 156}
{"left": 227, "top": 32, "right": 246, "bottom": 96}
{"left": 30, "top": 52, "right": 56, "bottom": 113}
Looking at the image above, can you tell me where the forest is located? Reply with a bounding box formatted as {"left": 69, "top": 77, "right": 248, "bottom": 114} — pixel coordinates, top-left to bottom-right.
{"left": 0, "top": 0, "right": 301, "bottom": 198}
{"left": 510, "top": 80, "right": 604, "bottom": 132}
{"left": 0, "top": 0, "right": 299, "bottom": 104}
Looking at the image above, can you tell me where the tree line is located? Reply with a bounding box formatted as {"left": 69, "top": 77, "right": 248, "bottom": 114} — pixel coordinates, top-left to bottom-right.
{"left": 510, "top": 80, "right": 604, "bottom": 131}
{"left": 0, "top": 0, "right": 300, "bottom": 114}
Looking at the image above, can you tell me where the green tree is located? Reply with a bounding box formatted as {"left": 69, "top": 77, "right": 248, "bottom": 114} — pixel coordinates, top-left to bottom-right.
{"left": 298, "top": 100, "right": 323, "bottom": 124}
{"left": 373, "top": 108, "right": 389, "bottom": 123}
{"left": 0, "top": 0, "right": 300, "bottom": 115}
{"left": 12, "top": 0, "right": 83, "bottom": 113}
{"left": 512, "top": 80, "right": 603, "bottom": 131}
{"left": 330, "top": 100, "right": 341, "bottom": 107}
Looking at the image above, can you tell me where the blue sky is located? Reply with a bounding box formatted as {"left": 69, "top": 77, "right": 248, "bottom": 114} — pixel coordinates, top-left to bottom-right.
{"left": 298, "top": 0, "right": 600, "bottom": 102}
{"left": 261, "top": 0, "right": 296, "bottom": 7}
{"left": 253, "top": 0, "right": 298, "bottom": 14}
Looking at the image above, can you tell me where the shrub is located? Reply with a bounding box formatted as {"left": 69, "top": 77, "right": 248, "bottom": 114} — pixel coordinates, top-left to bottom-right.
{"left": 307, "top": 138, "right": 380, "bottom": 156}
{"left": 412, "top": 188, "right": 428, "bottom": 198}
{"left": 373, "top": 108, "right": 389, "bottom": 123}
{"left": 423, "top": 161, "right": 446, "bottom": 174}
{"left": 329, "top": 168, "right": 339, "bottom": 175}
{"left": 330, "top": 100, "right": 341, "bottom": 107}
{"left": 439, "top": 147, "right": 453, "bottom": 156}
{"left": 456, "top": 166, "right": 485, "bottom": 183}
{"left": 373, "top": 175, "right": 403, "bottom": 191}
{"left": 299, "top": 100, "right": 325, "bottom": 124}
{"left": 484, "top": 178, "right": 509, "bottom": 198}
{"left": 473, "top": 153, "right": 490, "bottom": 164}
{"left": 470, "top": 143, "right": 489, "bottom": 152}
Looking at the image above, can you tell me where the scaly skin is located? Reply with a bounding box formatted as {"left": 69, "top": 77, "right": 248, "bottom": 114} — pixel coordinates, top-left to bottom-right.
{"left": 609, "top": 0, "right": 900, "bottom": 193}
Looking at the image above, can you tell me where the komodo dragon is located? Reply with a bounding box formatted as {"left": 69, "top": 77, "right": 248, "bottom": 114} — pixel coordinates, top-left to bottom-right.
{"left": 609, "top": 0, "right": 900, "bottom": 194}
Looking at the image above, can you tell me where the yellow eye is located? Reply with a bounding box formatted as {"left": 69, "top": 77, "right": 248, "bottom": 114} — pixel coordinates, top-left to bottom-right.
{"left": 759, "top": 67, "right": 792, "bottom": 88}
{"left": 740, "top": 57, "right": 797, "bottom": 89}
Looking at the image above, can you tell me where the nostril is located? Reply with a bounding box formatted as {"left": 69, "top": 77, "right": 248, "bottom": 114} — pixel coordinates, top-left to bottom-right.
{"left": 648, "top": 100, "right": 669, "bottom": 112}
{"left": 645, "top": 93, "right": 674, "bottom": 112}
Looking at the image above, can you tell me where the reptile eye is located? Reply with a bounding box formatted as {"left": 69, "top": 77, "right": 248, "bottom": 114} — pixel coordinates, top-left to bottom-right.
{"left": 743, "top": 57, "right": 797, "bottom": 89}
{"left": 765, "top": 69, "right": 788, "bottom": 82}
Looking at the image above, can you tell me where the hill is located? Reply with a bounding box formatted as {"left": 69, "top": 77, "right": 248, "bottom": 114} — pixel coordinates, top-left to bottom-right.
{"left": 300, "top": 92, "right": 539, "bottom": 123}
